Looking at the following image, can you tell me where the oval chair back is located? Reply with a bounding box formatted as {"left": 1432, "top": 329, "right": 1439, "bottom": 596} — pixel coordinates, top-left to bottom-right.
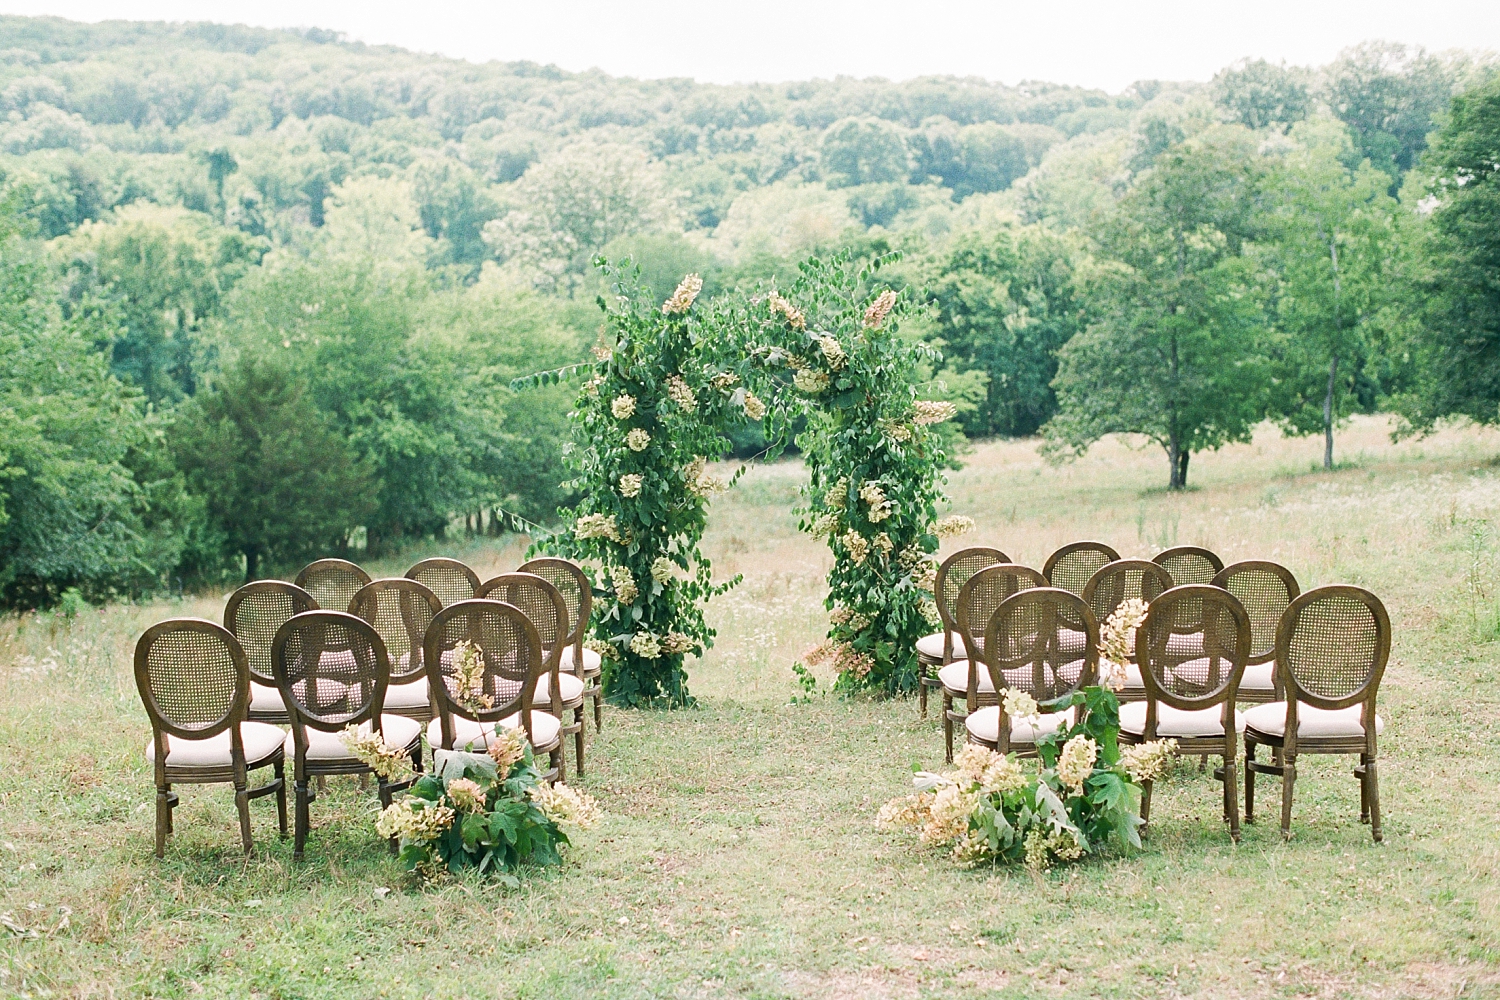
{"left": 980, "top": 588, "right": 1099, "bottom": 752}
{"left": 954, "top": 564, "right": 1046, "bottom": 676}
{"left": 934, "top": 547, "right": 1009, "bottom": 661}
{"left": 136, "top": 618, "right": 250, "bottom": 757}
{"left": 1082, "top": 559, "right": 1174, "bottom": 630}
{"left": 1043, "top": 541, "right": 1121, "bottom": 597}
{"left": 1276, "top": 586, "right": 1391, "bottom": 724}
{"left": 477, "top": 573, "right": 568, "bottom": 718}
{"left": 405, "top": 557, "right": 481, "bottom": 608}
{"left": 516, "top": 557, "right": 592, "bottom": 671}
{"left": 224, "top": 581, "right": 318, "bottom": 693}
{"left": 1137, "top": 584, "right": 1251, "bottom": 713}
{"left": 350, "top": 578, "right": 442, "bottom": 687}
{"left": 1152, "top": 545, "right": 1225, "bottom": 587}
{"left": 271, "top": 611, "right": 391, "bottom": 742}
{"left": 293, "top": 559, "right": 371, "bottom": 617}
{"left": 1212, "top": 561, "right": 1300, "bottom": 667}
{"left": 423, "top": 599, "right": 545, "bottom": 751}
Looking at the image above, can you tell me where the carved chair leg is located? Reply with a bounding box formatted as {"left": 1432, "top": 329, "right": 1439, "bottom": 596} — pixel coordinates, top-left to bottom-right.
{"left": 154, "top": 788, "right": 171, "bottom": 858}
{"left": 1140, "top": 779, "right": 1154, "bottom": 838}
{"left": 164, "top": 783, "right": 174, "bottom": 834}
{"left": 294, "top": 781, "right": 311, "bottom": 860}
{"left": 274, "top": 762, "right": 288, "bottom": 839}
{"left": 234, "top": 781, "right": 253, "bottom": 855}
{"left": 574, "top": 707, "right": 586, "bottom": 778}
{"left": 592, "top": 688, "right": 603, "bottom": 731}
{"left": 1358, "top": 754, "right": 1370, "bottom": 824}
{"left": 1223, "top": 757, "right": 1240, "bottom": 843}
{"left": 918, "top": 664, "right": 929, "bottom": 719}
{"left": 1366, "top": 759, "right": 1382, "bottom": 843}
{"left": 1280, "top": 756, "right": 1297, "bottom": 840}
{"left": 1243, "top": 739, "right": 1256, "bottom": 823}
{"left": 942, "top": 693, "right": 954, "bottom": 763}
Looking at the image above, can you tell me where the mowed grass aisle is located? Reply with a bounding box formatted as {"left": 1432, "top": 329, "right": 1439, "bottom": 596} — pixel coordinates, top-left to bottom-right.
{"left": 2, "top": 415, "right": 1498, "bottom": 999}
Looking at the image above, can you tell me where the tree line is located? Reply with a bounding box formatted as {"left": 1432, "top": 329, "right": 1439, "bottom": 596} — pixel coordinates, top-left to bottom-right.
{"left": 0, "top": 18, "right": 1498, "bottom": 606}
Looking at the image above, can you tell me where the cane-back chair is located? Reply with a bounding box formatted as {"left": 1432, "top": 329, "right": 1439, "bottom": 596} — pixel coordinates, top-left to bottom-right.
{"left": 1123, "top": 585, "right": 1252, "bottom": 840}
{"left": 271, "top": 611, "right": 422, "bottom": 859}
{"left": 224, "top": 581, "right": 318, "bottom": 723}
{"left": 293, "top": 559, "right": 371, "bottom": 618}
{"left": 423, "top": 599, "right": 562, "bottom": 781}
{"left": 350, "top": 578, "right": 443, "bottom": 722}
{"left": 1081, "top": 559, "right": 1175, "bottom": 701}
{"left": 1211, "top": 561, "right": 1300, "bottom": 705}
{"left": 1152, "top": 546, "right": 1225, "bottom": 587}
{"left": 1243, "top": 585, "right": 1390, "bottom": 841}
{"left": 135, "top": 619, "right": 287, "bottom": 857}
{"left": 478, "top": 572, "right": 582, "bottom": 777}
{"left": 939, "top": 563, "right": 1044, "bottom": 761}
{"left": 1043, "top": 541, "right": 1121, "bottom": 597}
{"left": 915, "top": 547, "right": 1009, "bottom": 720}
{"left": 964, "top": 588, "right": 1099, "bottom": 757}
{"left": 405, "top": 557, "right": 481, "bottom": 608}
{"left": 517, "top": 557, "right": 601, "bottom": 732}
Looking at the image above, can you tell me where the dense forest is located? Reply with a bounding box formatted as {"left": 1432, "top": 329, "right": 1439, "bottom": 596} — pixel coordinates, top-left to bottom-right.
{"left": 1, "top": 15, "right": 1499, "bottom": 606}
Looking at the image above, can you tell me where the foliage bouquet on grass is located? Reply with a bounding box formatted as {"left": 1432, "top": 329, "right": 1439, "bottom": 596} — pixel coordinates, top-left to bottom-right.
{"left": 878, "top": 686, "right": 1176, "bottom": 871}
{"left": 371, "top": 728, "right": 599, "bottom": 877}
{"left": 716, "top": 251, "right": 961, "bottom": 694}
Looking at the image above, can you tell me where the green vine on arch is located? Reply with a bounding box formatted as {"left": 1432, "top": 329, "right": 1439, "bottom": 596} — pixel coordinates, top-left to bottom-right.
{"left": 516, "top": 252, "right": 966, "bottom": 706}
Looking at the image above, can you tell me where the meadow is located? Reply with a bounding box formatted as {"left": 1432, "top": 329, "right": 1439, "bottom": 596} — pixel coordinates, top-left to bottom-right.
{"left": 2, "top": 415, "right": 1498, "bottom": 999}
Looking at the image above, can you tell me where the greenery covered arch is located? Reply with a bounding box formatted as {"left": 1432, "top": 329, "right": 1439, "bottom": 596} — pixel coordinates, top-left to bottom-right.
{"left": 521, "top": 252, "right": 968, "bottom": 706}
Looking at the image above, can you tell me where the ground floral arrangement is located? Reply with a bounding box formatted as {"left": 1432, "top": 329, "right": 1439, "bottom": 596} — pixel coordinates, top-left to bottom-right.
{"left": 344, "top": 725, "right": 600, "bottom": 878}
{"left": 878, "top": 603, "right": 1174, "bottom": 870}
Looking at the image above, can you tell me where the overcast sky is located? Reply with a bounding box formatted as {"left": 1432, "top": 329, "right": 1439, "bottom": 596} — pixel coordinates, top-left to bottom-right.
{"left": 4, "top": 1, "right": 1499, "bottom": 92}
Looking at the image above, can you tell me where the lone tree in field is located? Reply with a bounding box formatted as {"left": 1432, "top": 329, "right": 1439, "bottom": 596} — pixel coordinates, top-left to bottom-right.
{"left": 1044, "top": 127, "right": 1268, "bottom": 489}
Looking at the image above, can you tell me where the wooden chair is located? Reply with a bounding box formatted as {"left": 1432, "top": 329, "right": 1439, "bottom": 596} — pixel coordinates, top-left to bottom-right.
{"left": 1212, "top": 561, "right": 1300, "bottom": 705}
{"left": 350, "top": 579, "right": 443, "bottom": 722}
{"left": 1244, "top": 586, "right": 1390, "bottom": 842}
{"left": 916, "top": 547, "right": 1008, "bottom": 720}
{"left": 1152, "top": 545, "right": 1225, "bottom": 586}
{"left": 135, "top": 619, "right": 287, "bottom": 857}
{"left": 405, "top": 557, "right": 481, "bottom": 608}
{"left": 478, "top": 572, "right": 582, "bottom": 777}
{"left": 224, "top": 581, "right": 318, "bottom": 724}
{"left": 271, "top": 610, "right": 422, "bottom": 860}
{"left": 1123, "top": 584, "right": 1252, "bottom": 840}
{"left": 517, "top": 557, "right": 601, "bottom": 732}
{"left": 941, "top": 563, "right": 1045, "bottom": 761}
{"left": 1043, "top": 541, "right": 1121, "bottom": 597}
{"left": 293, "top": 559, "right": 371, "bottom": 618}
{"left": 1082, "top": 559, "right": 1174, "bottom": 701}
{"left": 964, "top": 588, "right": 1098, "bottom": 757}
{"left": 423, "top": 599, "right": 563, "bottom": 782}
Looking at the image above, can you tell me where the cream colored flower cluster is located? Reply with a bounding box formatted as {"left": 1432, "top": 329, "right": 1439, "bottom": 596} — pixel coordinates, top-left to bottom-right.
{"left": 1118, "top": 739, "right": 1178, "bottom": 783}
{"left": 661, "top": 631, "right": 694, "bottom": 655}
{"left": 840, "top": 530, "right": 870, "bottom": 564}
{"left": 1001, "top": 688, "right": 1042, "bottom": 727}
{"left": 818, "top": 335, "right": 847, "bottom": 370}
{"left": 625, "top": 428, "right": 651, "bottom": 452}
{"left": 874, "top": 791, "right": 934, "bottom": 831}
{"left": 661, "top": 273, "right": 702, "bottom": 315}
{"left": 923, "top": 784, "right": 979, "bottom": 845}
{"left": 803, "top": 638, "right": 874, "bottom": 678}
{"left": 446, "top": 777, "right": 487, "bottom": 813}
{"left": 954, "top": 745, "right": 1028, "bottom": 796}
{"left": 451, "top": 640, "right": 493, "bottom": 711}
{"left": 767, "top": 290, "right": 806, "bottom": 330}
{"left": 912, "top": 400, "right": 958, "bottom": 425}
{"left": 629, "top": 631, "right": 661, "bottom": 658}
{"left": 618, "top": 473, "right": 643, "bottom": 498}
{"left": 650, "top": 556, "right": 675, "bottom": 583}
{"left": 574, "top": 513, "right": 621, "bottom": 542}
{"left": 824, "top": 478, "right": 849, "bottom": 509}
{"left": 376, "top": 798, "right": 455, "bottom": 843}
{"left": 710, "top": 371, "right": 739, "bottom": 391}
{"left": 585, "top": 636, "right": 618, "bottom": 662}
{"left": 683, "top": 455, "right": 727, "bottom": 497}
{"left": 1056, "top": 734, "right": 1098, "bottom": 793}
{"left": 531, "top": 782, "right": 602, "bottom": 830}
{"left": 862, "top": 289, "right": 897, "bottom": 330}
{"left": 881, "top": 419, "right": 914, "bottom": 443}
{"left": 808, "top": 511, "right": 840, "bottom": 538}
{"left": 611, "top": 394, "right": 636, "bottom": 419}
{"left": 1023, "top": 828, "right": 1084, "bottom": 872}
{"left": 934, "top": 515, "right": 975, "bottom": 538}
{"left": 829, "top": 606, "right": 871, "bottom": 633}
{"left": 665, "top": 375, "right": 696, "bottom": 413}
{"left": 487, "top": 726, "right": 529, "bottom": 774}
{"left": 1099, "top": 598, "right": 1149, "bottom": 688}
{"left": 859, "top": 481, "right": 893, "bottom": 523}
{"left": 793, "top": 368, "right": 829, "bottom": 394}
{"left": 742, "top": 391, "right": 766, "bottom": 420}
{"left": 611, "top": 565, "right": 638, "bottom": 605}
{"left": 339, "top": 723, "right": 413, "bottom": 782}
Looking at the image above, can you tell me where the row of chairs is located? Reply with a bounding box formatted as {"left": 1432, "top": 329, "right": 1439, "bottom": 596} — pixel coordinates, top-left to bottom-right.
{"left": 915, "top": 542, "right": 1389, "bottom": 842}
{"left": 135, "top": 556, "right": 603, "bottom": 858}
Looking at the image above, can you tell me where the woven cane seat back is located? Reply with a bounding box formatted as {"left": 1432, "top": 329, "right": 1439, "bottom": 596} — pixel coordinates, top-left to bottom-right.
{"left": 1043, "top": 541, "right": 1121, "bottom": 597}
{"left": 424, "top": 599, "right": 542, "bottom": 722}
{"left": 1082, "top": 559, "right": 1174, "bottom": 628}
{"left": 934, "top": 547, "right": 1009, "bottom": 632}
{"left": 478, "top": 573, "right": 569, "bottom": 652}
{"left": 272, "top": 611, "right": 389, "bottom": 729}
{"left": 135, "top": 619, "right": 248, "bottom": 738}
{"left": 983, "top": 588, "right": 1098, "bottom": 702}
{"left": 1138, "top": 585, "right": 1250, "bottom": 710}
{"left": 405, "top": 558, "right": 481, "bottom": 608}
{"left": 1277, "top": 586, "right": 1390, "bottom": 709}
{"left": 350, "top": 579, "right": 441, "bottom": 683}
{"left": 517, "top": 558, "right": 591, "bottom": 646}
{"left": 955, "top": 564, "right": 1046, "bottom": 659}
{"left": 225, "top": 581, "right": 317, "bottom": 685}
{"left": 293, "top": 559, "right": 372, "bottom": 615}
{"left": 1153, "top": 546, "right": 1225, "bottom": 586}
{"left": 1213, "top": 561, "right": 1300, "bottom": 665}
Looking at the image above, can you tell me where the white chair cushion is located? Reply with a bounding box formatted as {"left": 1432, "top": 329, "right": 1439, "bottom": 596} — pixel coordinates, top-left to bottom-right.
{"left": 383, "top": 678, "right": 431, "bottom": 710}
{"left": 1058, "top": 628, "right": 1087, "bottom": 656}
{"left": 426, "top": 711, "right": 562, "bottom": 752}
{"left": 146, "top": 722, "right": 286, "bottom": 767}
{"left": 964, "top": 705, "right": 1073, "bottom": 744}
{"left": 557, "top": 646, "right": 602, "bottom": 678}
{"left": 1243, "top": 702, "right": 1383, "bottom": 739}
{"left": 938, "top": 660, "right": 993, "bottom": 695}
{"left": 534, "top": 671, "right": 586, "bottom": 704}
{"left": 916, "top": 632, "right": 964, "bottom": 661}
{"left": 1119, "top": 700, "right": 1244, "bottom": 737}
{"left": 293, "top": 714, "right": 422, "bottom": 761}
{"left": 1240, "top": 662, "right": 1275, "bottom": 691}
{"left": 1166, "top": 632, "right": 1205, "bottom": 658}
{"left": 250, "top": 682, "right": 285, "bottom": 713}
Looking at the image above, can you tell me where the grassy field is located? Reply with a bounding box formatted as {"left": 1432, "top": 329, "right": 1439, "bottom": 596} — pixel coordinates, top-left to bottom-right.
{"left": 3, "top": 415, "right": 1499, "bottom": 999}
